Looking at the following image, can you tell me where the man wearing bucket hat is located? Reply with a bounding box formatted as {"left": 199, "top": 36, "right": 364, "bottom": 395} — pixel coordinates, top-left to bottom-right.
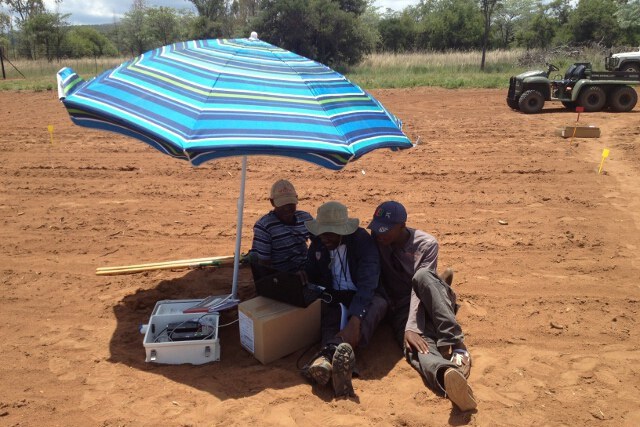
{"left": 302, "top": 201, "right": 387, "bottom": 398}
{"left": 250, "top": 179, "right": 313, "bottom": 278}
{"left": 368, "top": 201, "right": 477, "bottom": 412}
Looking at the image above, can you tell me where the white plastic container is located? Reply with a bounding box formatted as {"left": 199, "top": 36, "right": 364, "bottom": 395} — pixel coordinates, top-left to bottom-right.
{"left": 142, "top": 299, "right": 221, "bottom": 365}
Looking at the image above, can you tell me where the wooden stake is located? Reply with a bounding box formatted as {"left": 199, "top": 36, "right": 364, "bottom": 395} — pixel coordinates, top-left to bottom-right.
{"left": 96, "top": 255, "right": 235, "bottom": 276}
{"left": 569, "top": 106, "right": 584, "bottom": 146}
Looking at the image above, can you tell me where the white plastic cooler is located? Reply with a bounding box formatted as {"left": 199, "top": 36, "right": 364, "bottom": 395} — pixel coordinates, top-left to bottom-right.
{"left": 142, "top": 299, "right": 221, "bottom": 365}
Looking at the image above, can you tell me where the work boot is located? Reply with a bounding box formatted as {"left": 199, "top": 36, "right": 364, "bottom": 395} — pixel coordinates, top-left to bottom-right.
{"left": 307, "top": 355, "right": 332, "bottom": 386}
{"left": 444, "top": 368, "right": 477, "bottom": 411}
{"left": 304, "top": 344, "right": 337, "bottom": 386}
{"left": 331, "top": 343, "right": 356, "bottom": 398}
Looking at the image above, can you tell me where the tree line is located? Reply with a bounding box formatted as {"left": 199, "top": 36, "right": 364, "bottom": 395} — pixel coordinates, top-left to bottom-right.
{"left": 1, "top": 0, "right": 639, "bottom": 69}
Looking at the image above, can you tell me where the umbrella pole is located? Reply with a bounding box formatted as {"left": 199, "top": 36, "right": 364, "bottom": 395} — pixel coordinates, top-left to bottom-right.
{"left": 231, "top": 156, "right": 247, "bottom": 299}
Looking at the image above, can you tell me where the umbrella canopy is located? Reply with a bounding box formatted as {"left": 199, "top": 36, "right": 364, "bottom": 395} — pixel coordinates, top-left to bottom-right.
{"left": 57, "top": 36, "right": 412, "bottom": 170}
{"left": 57, "top": 35, "right": 413, "bottom": 299}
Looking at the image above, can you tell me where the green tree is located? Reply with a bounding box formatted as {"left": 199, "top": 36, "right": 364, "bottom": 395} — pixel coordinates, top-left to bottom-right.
{"left": 0, "top": 11, "right": 10, "bottom": 54}
{"left": 357, "top": 3, "right": 381, "bottom": 53}
{"left": 514, "top": 7, "right": 555, "bottom": 48}
{"left": 0, "top": 11, "right": 10, "bottom": 34}
{"left": 106, "top": 15, "right": 124, "bottom": 55}
{"left": 0, "top": 0, "right": 44, "bottom": 24}
{"left": 418, "top": 0, "right": 483, "bottom": 50}
{"left": 335, "top": 0, "right": 367, "bottom": 14}
{"left": 120, "top": 0, "right": 152, "bottom": 55}
{"left": 21, "top": 11, "right": 68, "bottom": 60}
{"left": 546, "top": 0, "right": 573, "bottom": 44}
{"left": 615, "top": 0, "right": 640, "bottom": 44}
{"left": 547, "top": 0, "right": 572, "bottom": 25}
{"left": 187, "top": 15, "right": 228, "bottom": 38}
{"left": 147, "top": 6, "right": 180, "bottom": 45}
{"left": 65, "top": 26, "right": 117, "bottom": 57}
{"left": 186, "top": 0, "right": 233, "bottom": 37}
{"left": 253, "top": 0, "right": 374, "bottom": 67}
{"left": 493, "top": 0, "right": 535, "bottom": 48}
{"left": 188, "top": 0, "right": 227, "bottom": 18}
{"left": 567, "top": 0, "right": 621, "bottom": 45}
{"left": 229, "top": 0, "right": 260, "bottom": 34}
{"left": 479, "top": 0, "right": 500, "bottom": 69}
{"left": 310, "top": 0, "right": 372, "bottom": 66}
{"left": 253, "top": 0, "right": 310, "bottom": 56}
{"left": 377, "top": 11, "right": 417, "bottom": 52}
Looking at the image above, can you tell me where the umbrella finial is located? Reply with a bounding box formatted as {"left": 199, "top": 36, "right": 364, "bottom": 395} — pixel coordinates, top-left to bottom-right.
{"left": 250, "top": 31, "right": 258, "bottom": 40}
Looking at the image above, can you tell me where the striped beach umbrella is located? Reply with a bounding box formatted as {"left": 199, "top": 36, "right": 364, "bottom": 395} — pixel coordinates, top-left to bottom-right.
{"left": 57, "top": 35, "right": 412, "bottom": 170}
{"left": 56, "top": 34, "right": 413, "bottom": 298}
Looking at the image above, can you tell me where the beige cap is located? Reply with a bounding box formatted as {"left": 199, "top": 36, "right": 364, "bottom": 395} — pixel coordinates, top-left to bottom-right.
{"left": 270, "top": 179, "right": 298, "bottom": 207}
{"left": 305, "top": 201, "right": 359, "bottom": 236}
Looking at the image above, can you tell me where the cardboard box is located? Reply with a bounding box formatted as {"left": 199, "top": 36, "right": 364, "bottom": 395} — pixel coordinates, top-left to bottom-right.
{"left": 142, "top": 299, "right": 221, "bottom": 365}
{"left": 556, "top": 125, "right": 601, "bottom": 138}
{"left": 238, "top": 296, "right": 321, "bottom": 364}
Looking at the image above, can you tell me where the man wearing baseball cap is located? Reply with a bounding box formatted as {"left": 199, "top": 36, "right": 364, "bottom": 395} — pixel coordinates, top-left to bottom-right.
{"left": 369, "top": 201, "right": 476, "bottom": 412}
{"left": 250, "top": 179, "right": 313, "bottom": 278}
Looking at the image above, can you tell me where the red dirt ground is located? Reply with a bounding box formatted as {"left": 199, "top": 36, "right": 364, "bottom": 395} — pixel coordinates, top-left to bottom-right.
{"left": 1, "top": 88, "right": 639, "bottom": 426}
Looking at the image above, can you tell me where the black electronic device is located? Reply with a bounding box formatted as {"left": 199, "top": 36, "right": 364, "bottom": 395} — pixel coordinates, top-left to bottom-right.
{"left": 254, "top": 270, "right": 325, "bottom": 308}
{"left": 169, "top": 330, "right": 210, "bottom": 341}
{"left": 167, "top": 320, "right": 200, "bottom": 334}
{"left": 166, "top": 320, "right": 214, "bottom": 341}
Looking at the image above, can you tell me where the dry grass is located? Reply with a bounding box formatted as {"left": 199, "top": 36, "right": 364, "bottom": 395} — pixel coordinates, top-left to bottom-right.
{"left": 361, "top": 49, "right": 524, "bottom": 69}
{"left": 349, "top": 49, "right": 526, "bottom": 89}
{"left": 0, "top": 56, "right": 129, "bottom": 90}
{"left": 10, "top": 56, "right": 128, "bottom": 77}
{"left": 0, "top": 47, "right": 614, "bottom": 91}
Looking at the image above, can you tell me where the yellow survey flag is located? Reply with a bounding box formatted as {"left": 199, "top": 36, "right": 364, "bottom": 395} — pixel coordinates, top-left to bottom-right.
{"left": 598, "top": 148, "right": 610, "bottom": 174}
{"left": 47, "top": 125, "right": 54, "bottom": 144}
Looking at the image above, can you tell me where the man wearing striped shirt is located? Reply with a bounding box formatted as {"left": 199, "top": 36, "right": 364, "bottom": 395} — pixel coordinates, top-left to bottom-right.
{"left": 250, "top": 179, "right": 313, "bottom": 277}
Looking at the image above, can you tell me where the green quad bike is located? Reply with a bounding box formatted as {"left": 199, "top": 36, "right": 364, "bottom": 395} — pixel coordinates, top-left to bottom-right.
{"left": 506, "top": 62, "right": 640, "bottom": 114}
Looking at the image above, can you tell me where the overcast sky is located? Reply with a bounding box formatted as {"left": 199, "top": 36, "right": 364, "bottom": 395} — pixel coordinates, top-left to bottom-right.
{"left": 27, "top": 0, "right": 419, "bottom": 25}
{"left": 34, "top": 0, "right": 418, "bottom": 26}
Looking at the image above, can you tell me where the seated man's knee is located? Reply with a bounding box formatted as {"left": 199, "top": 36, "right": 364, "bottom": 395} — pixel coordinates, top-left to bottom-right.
{"left": 412, "top": 268, "right": 440, "bottom": 291}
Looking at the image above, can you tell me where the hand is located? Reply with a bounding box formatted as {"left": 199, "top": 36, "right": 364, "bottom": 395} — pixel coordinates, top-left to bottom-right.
{"left": 336, "top": 316, "right": 361, "bottom": 348}
{"left": 404, "top": 330, "right": 429, "bottom": 354}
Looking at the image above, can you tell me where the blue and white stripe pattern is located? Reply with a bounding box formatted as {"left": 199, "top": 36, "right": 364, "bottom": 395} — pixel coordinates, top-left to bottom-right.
{"left": 251, "top": 210, "right": 313, "bottom": 272}
{"left": 57, "top": 38, "right": 412, "bottom": 170}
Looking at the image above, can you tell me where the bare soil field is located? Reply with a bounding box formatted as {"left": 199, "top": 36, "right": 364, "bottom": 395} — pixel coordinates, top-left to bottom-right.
{"left": 1, "top": 88, "right": 639, "bottom": 426}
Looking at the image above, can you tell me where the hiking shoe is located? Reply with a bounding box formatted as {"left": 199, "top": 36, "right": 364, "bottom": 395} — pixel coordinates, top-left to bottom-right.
{"left": 331, "top": 343, "right": 356, "bottom": 398}
{"left": 440, "top": 267, "right": 454, "bottom": 287}
{"left": 450, "top": 349, "right": 472, "bottom": 379}
{"left": 444, "top": 368, "right": 477, "bottom": 411}
{"left": 307, "top": 355, "right": 332, "bottom": 386}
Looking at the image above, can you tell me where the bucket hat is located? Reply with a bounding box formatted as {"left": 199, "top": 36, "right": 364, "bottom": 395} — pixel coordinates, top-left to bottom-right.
{"left": 305, "top": 201, "right": 359, "bottom": 236}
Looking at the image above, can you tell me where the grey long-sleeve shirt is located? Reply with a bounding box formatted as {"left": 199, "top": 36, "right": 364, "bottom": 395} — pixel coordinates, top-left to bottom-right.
{"left": 377, "top": 228, "right": 439, "bottom": 334}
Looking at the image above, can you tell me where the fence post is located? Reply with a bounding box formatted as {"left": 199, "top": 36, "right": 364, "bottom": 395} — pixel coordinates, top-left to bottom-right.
{"left": 1, "top": 46, "right": 6, "bottom": 79}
